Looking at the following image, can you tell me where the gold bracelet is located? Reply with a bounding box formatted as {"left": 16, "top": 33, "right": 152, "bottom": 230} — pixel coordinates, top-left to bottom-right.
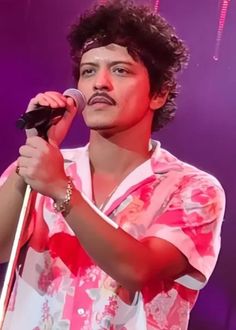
{"left": 53, "top": 177, "right": 73, "bottom": 216}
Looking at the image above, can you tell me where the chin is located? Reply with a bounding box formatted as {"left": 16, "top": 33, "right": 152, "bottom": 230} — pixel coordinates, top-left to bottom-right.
{"left": 89, "top": 124, "right": 119, "bottom": 137}
{"left": 89, "top": 124, "right": 116, "bottom": 131}
{"left": 86, "top": 118, "right": 116, "bottom": 130}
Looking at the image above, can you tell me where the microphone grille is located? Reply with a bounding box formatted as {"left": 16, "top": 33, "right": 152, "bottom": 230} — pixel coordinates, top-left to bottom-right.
{"left": 63, "top": 88, "right": 86, "bottom": 112}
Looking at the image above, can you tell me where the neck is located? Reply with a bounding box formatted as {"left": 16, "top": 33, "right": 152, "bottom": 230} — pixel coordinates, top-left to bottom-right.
{"left": 88, "top": 123, "right": 153, "bottom": 209}
{"left": 88, "top": 127, "right": 152, "bottom": 176}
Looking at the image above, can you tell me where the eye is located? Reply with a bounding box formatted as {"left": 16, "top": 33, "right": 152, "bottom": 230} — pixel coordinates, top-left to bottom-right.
{"left": 113, "top": 67, "right": 130, "bottom": 75}
{"left": 80, "top": 68, "right": 95, "bottom": 77}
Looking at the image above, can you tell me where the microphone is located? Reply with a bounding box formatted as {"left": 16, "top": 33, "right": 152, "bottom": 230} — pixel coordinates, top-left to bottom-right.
{"left": 16, "top": 88, "right": 86, "bottom": 130}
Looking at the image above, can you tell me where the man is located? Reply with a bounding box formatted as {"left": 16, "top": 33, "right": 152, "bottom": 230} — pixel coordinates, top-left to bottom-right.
{"left": 0, "top": 0, "right": 225, "bottom": 329}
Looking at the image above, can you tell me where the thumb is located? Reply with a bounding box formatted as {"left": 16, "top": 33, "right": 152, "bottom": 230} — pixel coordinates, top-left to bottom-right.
{"left": 64, "top": 97, "right": 78, "bottom": 118}
{"left": 48, "top": 138, "right": 59, "bottom": 148}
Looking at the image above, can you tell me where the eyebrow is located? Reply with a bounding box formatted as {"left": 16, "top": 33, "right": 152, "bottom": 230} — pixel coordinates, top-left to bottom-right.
{"left": 80, "top": 61, "right": 135, "bottom": 68}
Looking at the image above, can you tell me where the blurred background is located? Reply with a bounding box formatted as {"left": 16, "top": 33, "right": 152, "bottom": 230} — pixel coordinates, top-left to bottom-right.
{"left": 0, "top": 0, "right": 235, "bottom": 329}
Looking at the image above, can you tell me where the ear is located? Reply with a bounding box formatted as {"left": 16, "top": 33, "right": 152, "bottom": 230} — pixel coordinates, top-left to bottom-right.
{"left": 150, "top": 90, "right": 169, "bottom": 111}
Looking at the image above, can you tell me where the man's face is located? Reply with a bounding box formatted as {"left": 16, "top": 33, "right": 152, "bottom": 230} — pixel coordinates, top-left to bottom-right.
{"left": 78, "top": 43, "right": 157, "bottom": 134}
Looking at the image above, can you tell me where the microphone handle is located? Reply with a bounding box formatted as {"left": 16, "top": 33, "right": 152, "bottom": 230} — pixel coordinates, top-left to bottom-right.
{"left": 16, "top": 107, "right": 66, "bottom": 130}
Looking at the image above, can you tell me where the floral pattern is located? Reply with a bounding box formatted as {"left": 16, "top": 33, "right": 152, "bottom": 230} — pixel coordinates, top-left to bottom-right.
{"left": 1, "top": 141, "right": 225, "bottom": 330}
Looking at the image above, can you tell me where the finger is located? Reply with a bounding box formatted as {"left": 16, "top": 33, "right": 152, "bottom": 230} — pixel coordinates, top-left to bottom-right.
{"left": 60, "top": 97, "right": 78, "bottom": 120}
{"left": 48, "top": 138, "right": 57, "bottom": 147}
{"left": 25, "top": 136, "right": 48, "bottom": 149}
{"left": 18, "top": 167, "right": 34, "bottom": 182}
{"left": 27, "top": 92, "right": 67, "bottom": 112}
{"left": 19, "top": 145, "right": 37, "bottom": 158}
{"left": 17, "top": 156, "right": 31, "bottom": 168}
{"left": 15, "top": 165, "right": 20, "bottom": 175}
{"left": 15, "top": 161, "right": 25, "bottom": 177}
{"left": 66, "top": 96, "right": 77, "bottom": 108}
{"left": 25, "top": 128, "right": 38, "bottom": 138}
{"left": 23, "top": 137, "right": 50, "bottom": 156}
{"left": 27, "top": 93, "right": 51, "bottom": 112}
{"left": 44, "top": 91, "right": 68, "bottom": 108}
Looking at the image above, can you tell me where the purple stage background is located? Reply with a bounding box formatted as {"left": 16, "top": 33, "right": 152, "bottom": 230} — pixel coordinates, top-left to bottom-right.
{"left": 0, "top": 1, "right": 235, "bottom": 329}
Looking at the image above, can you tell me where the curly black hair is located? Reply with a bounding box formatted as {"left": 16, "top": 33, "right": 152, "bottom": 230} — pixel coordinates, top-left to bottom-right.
{"left": 67, "top": 0, "right": 189, "bottom": 132}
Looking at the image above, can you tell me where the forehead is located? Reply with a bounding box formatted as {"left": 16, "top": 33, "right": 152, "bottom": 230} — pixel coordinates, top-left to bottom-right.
{"left": 80, "top": 43, "right": 139, "bottom": 65}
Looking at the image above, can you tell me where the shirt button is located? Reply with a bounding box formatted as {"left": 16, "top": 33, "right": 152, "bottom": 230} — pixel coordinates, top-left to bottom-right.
{"left": 78, "top": 308, "right": 85, "bottom": 315}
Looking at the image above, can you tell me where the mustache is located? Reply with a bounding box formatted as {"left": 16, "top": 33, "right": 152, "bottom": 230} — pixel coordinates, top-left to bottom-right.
{"left": 87, "top": 92, "right": 116, "bottom": 106}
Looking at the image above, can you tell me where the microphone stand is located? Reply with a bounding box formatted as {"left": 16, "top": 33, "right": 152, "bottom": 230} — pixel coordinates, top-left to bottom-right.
{"left": 0, "top": 123, "right": 49, "bottom": 329}
{"left": 0, "top": 185, "right": 32, "bottom": 328}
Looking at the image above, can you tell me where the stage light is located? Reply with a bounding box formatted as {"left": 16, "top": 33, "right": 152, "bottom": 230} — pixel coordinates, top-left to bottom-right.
{"left": 214, "top": 0, "right": 231, "bottom": 61}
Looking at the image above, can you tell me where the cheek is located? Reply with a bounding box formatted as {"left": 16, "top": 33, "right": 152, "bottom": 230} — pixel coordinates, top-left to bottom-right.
{"left": 123, "top": 81, "right": 150, "bottom": 111}
{"left": 77, "top": 80, "right": 84, "bottom": 92}
{"left": 137, "top": 80, "right": 151, "bottom": 109}
{"left": 77, "top": 80, "right": 89, "bottom": 97}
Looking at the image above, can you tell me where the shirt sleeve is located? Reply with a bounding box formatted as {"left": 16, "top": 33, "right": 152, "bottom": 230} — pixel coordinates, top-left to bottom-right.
{"left": 0, "top": 162, "right": 17, "bottom": 186}
{"left": 145, "top": 172, "right": 226, "bottom": 290}
{"left": 0, "top": 162, "right": 35, "bottom": 249}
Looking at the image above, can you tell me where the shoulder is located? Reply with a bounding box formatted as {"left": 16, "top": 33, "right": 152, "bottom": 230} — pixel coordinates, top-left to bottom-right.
{"left": 152, "top": 140, "right": 224, "bottom": 191}
{"left": 151, "top": 141, "right": 225, "bottom": 211}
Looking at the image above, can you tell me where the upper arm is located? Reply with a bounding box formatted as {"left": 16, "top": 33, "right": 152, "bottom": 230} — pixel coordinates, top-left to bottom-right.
{"left": 141, "top": 236, "right": 193, "bottom": 281}
{"left": 142, "top": 173, "right": 225, "bottom": 289}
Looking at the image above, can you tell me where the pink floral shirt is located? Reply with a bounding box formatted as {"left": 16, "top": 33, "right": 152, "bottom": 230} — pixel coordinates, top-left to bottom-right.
{"left": 1, "top": 140, "right": 225, "bottom": 330}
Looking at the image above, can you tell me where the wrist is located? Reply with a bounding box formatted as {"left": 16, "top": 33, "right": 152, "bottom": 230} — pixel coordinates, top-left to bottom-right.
{"left": 53, "top": 176, "right": 74, "bottom": 216}
{"left": 12, "top": 170, "right": 27, "bottom": 192}
{"left": 51, "top": 176, "right": 69, "bottom": 201}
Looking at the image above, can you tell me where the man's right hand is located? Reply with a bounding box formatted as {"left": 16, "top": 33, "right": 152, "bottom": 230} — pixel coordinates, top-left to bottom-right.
{"left": 25, "top": 91, "right": 78, "bottom": 146}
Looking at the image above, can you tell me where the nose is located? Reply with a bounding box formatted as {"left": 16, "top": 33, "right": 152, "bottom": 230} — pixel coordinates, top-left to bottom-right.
{"left": 93, "top": 69, "right": 113, "bottom": 91}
